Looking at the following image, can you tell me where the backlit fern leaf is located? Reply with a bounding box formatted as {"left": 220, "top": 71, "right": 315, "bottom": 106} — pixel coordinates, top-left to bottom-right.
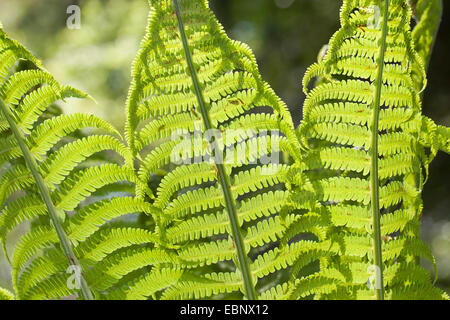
{"left": 0, "top": 287, "right": 14, "bottom": 300}
{"left": 0, "top": 27, "right": 155, "bottom": 300}
{"left": 124, "top": 0, "right": 302, "bottom": 299}
{"left": 291, "top": 0, "right": 449, "bottom": 300}
{"left": 0, "top": 0, "right": 448, "bottom": 301}
{"left": 410, "top": 0, "right": 443, "bottom": 68}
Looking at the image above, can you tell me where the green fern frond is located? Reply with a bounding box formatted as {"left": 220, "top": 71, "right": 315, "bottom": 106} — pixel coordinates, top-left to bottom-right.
{"left": 292, "top": 0, "right": 448, "bottom": 300}
{"left": 160, "top": 271, "right": 242, "bottom": 300}
{"left": 1, "top": 0, "right": 447, "bottom": 302}
{"left": 0, "top": 27, "right": 144, "bottom": 300}
{"left": 121, "top": 0, "right": 305, "bottom": 299}
{"left": 0, "top": 287, "right": 14, "bottom": 300}
{"left": 410, "top": 0, "right": 443, "bottom": 69}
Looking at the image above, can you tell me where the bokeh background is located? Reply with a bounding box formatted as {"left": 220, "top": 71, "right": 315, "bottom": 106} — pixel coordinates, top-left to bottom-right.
{"left": 0, "top": 0, "right": 448, "bottom": 295}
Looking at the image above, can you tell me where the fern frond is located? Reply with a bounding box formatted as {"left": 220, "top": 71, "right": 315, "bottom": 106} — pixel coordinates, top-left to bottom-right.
{"left": 292, "top": 0, "right": 448, "bottom": 300}
{"left": 121, "top": 0, "right": 304, "bottom": 299}
{"left": 0, "top": 26, "right": 145, "bottom": 300}
{"left": 2, "top": 0, "right": 447, "bottom": 301}
{"left": 0, "top": 287, "right": 14, "bottom": 300}
{"left": 117, "top": 268, "right": 184, "bottom": 300}
{"left": 160, "top": 271, "right": 242, "bottom": 300}
{"left": 411, "top": 0, "right": 443, "bottom": 69}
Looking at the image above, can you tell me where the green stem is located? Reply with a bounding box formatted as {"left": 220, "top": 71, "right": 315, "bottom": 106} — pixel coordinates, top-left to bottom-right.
{"left": 424, "top": 0, "right": 443, "bottom": 72}
{"left": 411, "top": 0, "right": 443, "bottom": 73}
{"left": 171, "top": 0, "right": 257, "bottom": 300}
{"left": 0, "top": 98, "right": 94, "bottom": 300}
{"left": 370, "top": 0, "right": 389, "bottom": 300}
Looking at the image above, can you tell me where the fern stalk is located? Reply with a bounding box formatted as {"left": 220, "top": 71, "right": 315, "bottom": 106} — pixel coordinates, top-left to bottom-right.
{"left": 369, "top": 0, "right": 389, "bottom": 300}
{"left": 0, "top": 98, "right": 94, "bottom": 300}
{"left": 413, "top": 0, "right": 443, "bottom": 71}
{"left": 172, "top": 0, "right": 257, "bottom": 300}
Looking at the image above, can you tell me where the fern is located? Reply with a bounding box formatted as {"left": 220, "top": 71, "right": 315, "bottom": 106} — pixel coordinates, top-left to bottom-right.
{"left": 0, "top": 286, "right": 14, "bottom": 300}
{"left": 290, "top": 0, "right": 449, "bottom": 300}
{"left": 123, "top": 0, "right": 303, "bottom": 300}
{"left": 0, "top": 26, "right": 148, "bottom": 300}
{"left": 0, "top": 0, "right": 448, "bottom": 301}
{"left": 410, "top": 0, "right": 443, "bottom": 69}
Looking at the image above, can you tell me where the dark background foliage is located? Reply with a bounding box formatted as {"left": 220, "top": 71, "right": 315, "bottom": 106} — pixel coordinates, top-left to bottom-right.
{"left": 0, "top": 0, "right": 448, "bottom": 293}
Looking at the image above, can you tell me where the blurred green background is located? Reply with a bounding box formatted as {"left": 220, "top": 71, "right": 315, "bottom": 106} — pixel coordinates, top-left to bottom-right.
{"left": 0, "top": 0, "right": 448, "bottom": 295}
